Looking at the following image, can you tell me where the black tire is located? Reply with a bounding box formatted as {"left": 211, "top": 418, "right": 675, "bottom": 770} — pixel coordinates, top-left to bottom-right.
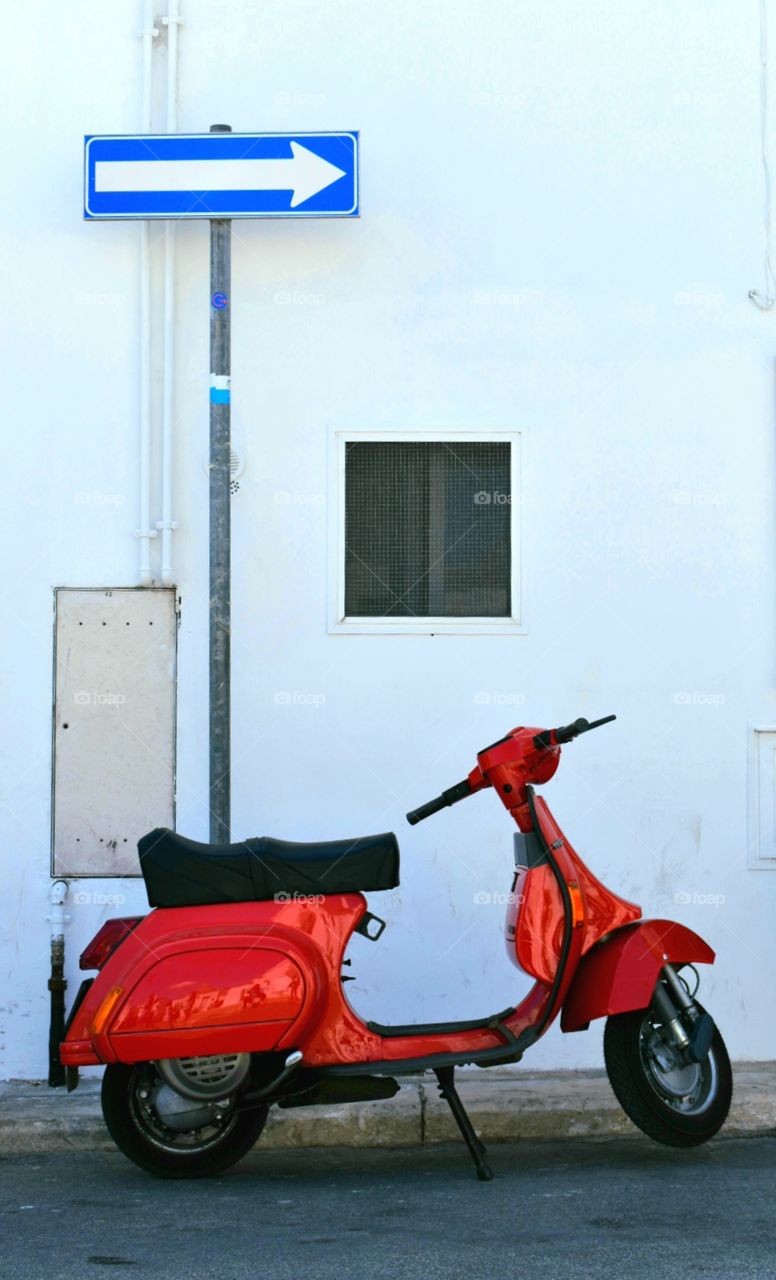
{"left": 604, "top": 1003, "right": 732, "bottom": 1148}
{"left": 101, "top": 1063, "right": 268, "bottom": 1178}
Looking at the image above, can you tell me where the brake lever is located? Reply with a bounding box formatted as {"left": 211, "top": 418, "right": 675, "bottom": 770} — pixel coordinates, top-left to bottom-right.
{"left": 579, "top": 714, "right": 616, "bottom": 734}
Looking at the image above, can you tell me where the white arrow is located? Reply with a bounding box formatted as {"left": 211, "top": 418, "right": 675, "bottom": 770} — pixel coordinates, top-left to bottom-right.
{"left": 94, "top": 141, "right": 347, "bottom": 209}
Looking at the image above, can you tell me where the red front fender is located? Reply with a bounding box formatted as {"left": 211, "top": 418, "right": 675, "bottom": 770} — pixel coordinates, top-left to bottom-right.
{"left": 561, "top": 919, "right": 715, "bottom": 1032}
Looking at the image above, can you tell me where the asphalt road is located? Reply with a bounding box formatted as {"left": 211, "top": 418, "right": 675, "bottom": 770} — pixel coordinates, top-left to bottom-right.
{"left": 0, "top": 1137, "right": 774, "bottom": 1280}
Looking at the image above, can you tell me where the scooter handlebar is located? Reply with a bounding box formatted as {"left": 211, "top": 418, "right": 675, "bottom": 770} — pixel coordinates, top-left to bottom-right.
{"left": 406, "top": 779, "right": 472, "bottom": 825}
{"left": 407, "top": 716, "right": 617, "bottom": 822}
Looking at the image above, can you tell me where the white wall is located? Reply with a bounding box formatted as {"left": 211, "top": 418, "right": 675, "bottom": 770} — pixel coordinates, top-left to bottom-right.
{"left": 2, "top": 0, "right": 775, "bottom": 1078}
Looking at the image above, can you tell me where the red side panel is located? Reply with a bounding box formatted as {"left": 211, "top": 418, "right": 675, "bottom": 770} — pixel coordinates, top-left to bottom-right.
{"left": 111, "top": 949, "right": 304, "bottom": 1033}
{"left": 561, "top": 918, "right": 716, "bottom": 1032}
{"left": 61, "top": 896, "right": 366, "bottom": 1066}
{"left": 104, "top": 947, "right": 305, "bottom": 1062}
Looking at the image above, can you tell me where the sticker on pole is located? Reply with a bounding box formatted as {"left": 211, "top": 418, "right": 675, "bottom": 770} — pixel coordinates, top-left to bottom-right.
{"left": 84, "top": 132, "right": 359, "bottom": 220}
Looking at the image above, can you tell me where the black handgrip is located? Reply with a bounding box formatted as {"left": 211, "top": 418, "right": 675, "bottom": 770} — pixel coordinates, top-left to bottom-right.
{"left": 533, "top": 714, "right": 616, "bottom": 750}
{"left": 406, "top": 778, "right": 471, "bottom": 825}
{"left": 555, "top": 718, "right": 591, "bottom": 744}
{"left": 406, "top": 795, "right": 448, "bottom": 825}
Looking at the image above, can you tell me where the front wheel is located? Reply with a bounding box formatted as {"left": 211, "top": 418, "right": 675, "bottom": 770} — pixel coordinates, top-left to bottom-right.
{"left": 604, "top": 1003, "right": 732, "bottom": 1147}
{"left": 101, "top": 1062, "right": 268, "bottom": 1178}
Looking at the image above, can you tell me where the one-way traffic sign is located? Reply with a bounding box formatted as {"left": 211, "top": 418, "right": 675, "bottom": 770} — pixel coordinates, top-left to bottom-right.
{"left": 84, "top": 132, "right": 359, "bottom": 220}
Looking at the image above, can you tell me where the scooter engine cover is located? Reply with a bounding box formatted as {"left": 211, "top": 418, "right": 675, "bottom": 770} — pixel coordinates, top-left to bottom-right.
{"left": 151, "top": 1085, "right": 219, "bottom": 1133}
{"left": 157, "top": 1052, "right": 250, "bottom": 1101}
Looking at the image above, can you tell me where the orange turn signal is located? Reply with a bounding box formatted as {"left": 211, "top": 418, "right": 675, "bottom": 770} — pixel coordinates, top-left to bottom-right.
{"left": 567, "top": 882, "right": 585, "bottom": 928}
{"left": 91, "top": 985, "right": 124, "bottom": 1036}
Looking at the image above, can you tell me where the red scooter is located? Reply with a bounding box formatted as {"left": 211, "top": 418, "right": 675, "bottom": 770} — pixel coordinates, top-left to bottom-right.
{"left": 61, "top": 715, "right": 732, "bottom": 1180}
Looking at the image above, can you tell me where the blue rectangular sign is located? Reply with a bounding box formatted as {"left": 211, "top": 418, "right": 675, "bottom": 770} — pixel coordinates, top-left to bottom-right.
{"left": 84, "top": 132, "right": 359, "bottom": 220}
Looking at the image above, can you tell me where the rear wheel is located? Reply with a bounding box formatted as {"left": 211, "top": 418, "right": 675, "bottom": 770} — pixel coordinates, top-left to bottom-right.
{"left": 101, "top": 1062, "right": 268, "bottom": 1178}
{"left": 604, "top": 1002, "right": 732, "bottom": 1147}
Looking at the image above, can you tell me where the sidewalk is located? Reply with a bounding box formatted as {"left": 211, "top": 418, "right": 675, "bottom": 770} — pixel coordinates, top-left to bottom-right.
{"left": 1, "top": 1063, "right": 773, "bottom": 1155}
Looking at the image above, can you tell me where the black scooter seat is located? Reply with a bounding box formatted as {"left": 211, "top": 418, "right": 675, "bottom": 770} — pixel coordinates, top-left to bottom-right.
{"left": 138, "top": 827, "right": 400, "bottom": 908}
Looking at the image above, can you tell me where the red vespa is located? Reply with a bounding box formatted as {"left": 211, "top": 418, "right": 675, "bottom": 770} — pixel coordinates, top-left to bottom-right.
{"left": 61, "top": 715, "right": 732, "bottom": 1180}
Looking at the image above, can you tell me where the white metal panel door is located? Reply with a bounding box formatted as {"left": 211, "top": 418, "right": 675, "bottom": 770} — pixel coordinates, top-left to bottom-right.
{"left": 52, "top": 588, "right": 177, "bottom": 877}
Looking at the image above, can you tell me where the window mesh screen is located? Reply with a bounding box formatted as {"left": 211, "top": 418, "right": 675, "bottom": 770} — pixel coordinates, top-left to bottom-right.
{"left": 344, "top": 441, "right": 511, "bottom": 618}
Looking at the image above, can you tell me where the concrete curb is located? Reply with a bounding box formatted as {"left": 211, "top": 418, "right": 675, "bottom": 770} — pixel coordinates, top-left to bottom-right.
{"left": 0, "top": 1064, "right": 773, "bottom": 1156}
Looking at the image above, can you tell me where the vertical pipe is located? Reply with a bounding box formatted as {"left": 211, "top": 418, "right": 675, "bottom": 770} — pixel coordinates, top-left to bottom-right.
{"left": 209, "top": 124, "right": 232, "bottom": 843}
{"left": 138, "top": 0, "right": 156, "bottom": 584}
{"left": 160, "top": 0, "right": 181, "bottom": 585}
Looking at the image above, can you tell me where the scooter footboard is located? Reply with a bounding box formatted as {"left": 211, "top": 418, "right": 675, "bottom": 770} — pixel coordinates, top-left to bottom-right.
{"left": 560, "top": 919, "right": 715, "bottom": 1032}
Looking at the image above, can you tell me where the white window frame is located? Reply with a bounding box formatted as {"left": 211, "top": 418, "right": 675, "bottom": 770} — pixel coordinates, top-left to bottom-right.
{"left": 328, "top": 428, "right": 525, "bottom": 635}
{"left": 747, "top": 724, "right": 776, "bottom": 869}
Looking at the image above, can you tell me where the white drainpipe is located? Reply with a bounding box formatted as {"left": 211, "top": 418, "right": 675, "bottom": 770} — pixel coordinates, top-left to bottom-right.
{"left": 159, "top": 0, "right": 182, "bottom": 586}
{"left": 137, "top": 0, "right": 158, "bottom": 585}
{"left": 48, "top": 879, "right": 70, "bottom": 945}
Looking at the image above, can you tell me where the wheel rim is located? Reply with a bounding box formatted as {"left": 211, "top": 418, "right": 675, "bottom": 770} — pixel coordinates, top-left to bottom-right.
{"left": 127, "top": 1066, "right": 241, "bottom": 1155}
{"left": 638, "top": 1015, "right": 718, "bottom": 1116}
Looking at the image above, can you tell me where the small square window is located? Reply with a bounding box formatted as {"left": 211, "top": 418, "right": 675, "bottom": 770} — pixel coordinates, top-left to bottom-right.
{"left": 330, "top": 433, "right": 523, "bottom": 634}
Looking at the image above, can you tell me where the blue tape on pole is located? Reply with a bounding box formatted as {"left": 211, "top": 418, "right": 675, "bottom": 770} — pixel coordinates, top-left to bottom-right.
{"left": 210, "top": 388, "right": 231, "bottom": 403}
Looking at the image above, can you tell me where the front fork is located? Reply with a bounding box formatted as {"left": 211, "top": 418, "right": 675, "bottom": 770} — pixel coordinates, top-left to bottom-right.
{"left": 651, "top": 964, "right": 715, "bottom": 1064}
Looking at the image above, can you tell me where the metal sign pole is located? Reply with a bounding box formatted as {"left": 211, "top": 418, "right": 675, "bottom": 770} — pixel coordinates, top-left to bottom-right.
{"left": 209, "top": 123, "right": 232, "bottom": 843}
{"left": 84, "top": 125, "right": 358, "bottom": 844}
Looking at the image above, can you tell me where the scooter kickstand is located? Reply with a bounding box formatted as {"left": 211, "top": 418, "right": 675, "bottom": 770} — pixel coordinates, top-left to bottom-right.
{"left": 433, "top": 1067, "right": 493, "bottom": 1181}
